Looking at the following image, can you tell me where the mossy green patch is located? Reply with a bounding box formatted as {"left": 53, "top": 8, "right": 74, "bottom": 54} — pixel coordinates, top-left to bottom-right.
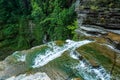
{"left": 55, "top": 40, "right": 65, "bottom": 46}
{"left": 26, "top": 45, "right": 49, "bottom": 67}
{"left": 43, "top": 51, "right": 80, "bottom": 78}
{"left": 25, "top": 51, "right": 81, "bottom": 79}
{"left": 76, "top": 43, "right": 113, "bottom": 70}
{"left": 76, "top": 42, "right": 120, "bottom": 79}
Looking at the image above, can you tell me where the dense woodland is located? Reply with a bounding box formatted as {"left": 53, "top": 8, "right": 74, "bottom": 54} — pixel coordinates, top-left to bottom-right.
{"left": 0, "top": 0, "right": 120, "bottom": 60}
{"left": 0, "top": 0, "right": 77, "bottom": 60}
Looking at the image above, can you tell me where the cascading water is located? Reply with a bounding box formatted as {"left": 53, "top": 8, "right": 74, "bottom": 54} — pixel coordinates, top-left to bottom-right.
{"left": 3, "top": 40, "right": 111, "bottom": 80}
{"left": 33, "top": 40, "right": 110, "bottom": 80}
{"left": 32, "top": 40, "right": 92, "bottom": 68}
{"left": 73, "top": 0, "right": 120, "bottom": 79}
{"left": 72, "top": 60, "right": 110, "bottom": 80}
{"left": 0, "top": 0, "right": 119, "bottom": 80}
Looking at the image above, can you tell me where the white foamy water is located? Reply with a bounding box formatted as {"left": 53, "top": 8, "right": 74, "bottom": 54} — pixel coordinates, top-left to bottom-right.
{"left": 70, "top": 51, "right": 79, "bottom": 60}
{"left": 6, "top": 72, "right": 51, "bottom": 80}
{"left": 12, "top": 51, "right": 26, "bottom": 62}
{"left": 73, "top": 60, "right": 111, "bottom": 80}
{"left": 32, "top": 40, "right": 92, "bottom": 68}
{"left": 3, "top": 40, "right": 111, "bottom": 80}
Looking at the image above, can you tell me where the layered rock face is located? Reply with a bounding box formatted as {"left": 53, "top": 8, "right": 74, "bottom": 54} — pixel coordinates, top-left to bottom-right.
{"left": 76, "top": 0, "right": 120, "bottom": 29}
{"left": 75, "top": 0, "right": 120, "bottom": 50}
{"left": 81, "top": 8, "right": 120, "bottom": 29}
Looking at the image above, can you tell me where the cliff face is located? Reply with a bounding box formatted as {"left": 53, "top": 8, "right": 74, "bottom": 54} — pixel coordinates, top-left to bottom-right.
{"left": 76, "top": 0, "right": 120, "bottom": 29}
{"left": 82, "top": 8, "right": 120, "bottom": 29}
{"left": 75, "top": 1, "right": 120, "bottom": 79}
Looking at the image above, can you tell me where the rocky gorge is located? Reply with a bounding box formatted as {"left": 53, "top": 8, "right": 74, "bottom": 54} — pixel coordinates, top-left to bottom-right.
{"left": 0, "top": 0, "right": 120, "bottom": 80}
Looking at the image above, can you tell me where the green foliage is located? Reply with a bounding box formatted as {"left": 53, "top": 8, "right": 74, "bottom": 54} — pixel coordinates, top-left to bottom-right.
{"left": 67, "top": 21, "right": 78, "bottom": 40}
{"left": 0, "top": 0, "right": 76, "bottom": 60}
{"left": 31, "top": 0, "right": 45, "bottom": 21}
{"left": 31, "top": 0, "right": 76, "bottom": 41}
{"left": 16, "top": 17, "right": 30, "bottom": 49}
{"left": 67, "top": 21, "right": 78, "bottom": 34}
{"left": 3, "top": 24, "right": 18, "bottom": 39}
{"left": 90, "top": 5, "right": 98, "bottom": 11}
{"left": 0, "top": 0, "right": 31, "bottom": 23}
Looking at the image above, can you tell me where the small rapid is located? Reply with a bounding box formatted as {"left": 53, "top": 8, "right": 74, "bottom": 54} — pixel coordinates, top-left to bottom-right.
{"left": 31, "top": 39, "right": 110, "bottom": 80}
{"left": 32, "top": 40, "right": 92, "bottom": 68}
{"left": 2, "top": 40, "right": 111, "bottom": 80}
{"left": 73, "top": 60, "right": 111, "bottom": 80}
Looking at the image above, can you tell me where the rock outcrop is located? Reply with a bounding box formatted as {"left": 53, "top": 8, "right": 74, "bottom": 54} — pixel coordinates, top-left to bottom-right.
{"left": 81, "top": 8, "right": 120, "bottom": 29}
{"left": 76, "top": 0, "right": 120, "bottom": 29}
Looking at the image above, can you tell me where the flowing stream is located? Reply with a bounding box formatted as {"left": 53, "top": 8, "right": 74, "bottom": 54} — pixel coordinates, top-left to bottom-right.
{"left": 0, "top": 0, "right": 114, "bottom": 79}
{"left": 4, "top": 40, "right": 111, "bottom": 80}
{"left": 32, "top": 40, "right": 91, "bottom": 68}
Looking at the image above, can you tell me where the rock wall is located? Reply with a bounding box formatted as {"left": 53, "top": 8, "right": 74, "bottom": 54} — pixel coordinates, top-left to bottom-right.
{"left": 83, "top": 8, "right": 120, "bottom": 29}
{"left": 76, "top": 0, "right": 120, "bottom": 29}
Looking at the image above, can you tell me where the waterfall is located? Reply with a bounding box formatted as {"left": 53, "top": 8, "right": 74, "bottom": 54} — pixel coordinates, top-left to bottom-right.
{"left": 32, "top": 40, "right": 92, "bottom": 68}
{"left": 27, "top": 40, "right": 111, "bottom": 80}
{"left": 3, "top": 40, "right": 111, "bottom": 80}
{"left": 73, "top": 60, "right": 110, "bottom": 80}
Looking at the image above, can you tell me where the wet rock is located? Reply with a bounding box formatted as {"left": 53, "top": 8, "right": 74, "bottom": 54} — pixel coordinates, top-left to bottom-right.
{"left": 89, "top": 60, "right": 99, "bottom": 68}
{"left": 116, "top": 43, "right": 120, "bottom": 50}
{"left": 112, "top": 41, "right": 120, "bottom": 50}
{"left": 85, "top": 9, "right": 120, "bottom": 29}
{"left": 0, "top": 61, "right": 27, "bottom": 79}
{"left": 72, "top": 51, "right": 83, "bottom": 60}
{"left": 76, "top": 25, "right": 108, "bottom": 37}
{"left": 105, "top": 32, "right": 120, "bottom": 50}
{"left": 75, "top": 1, "right": 120, "bottom": 78}
{"left": 6, "top": 72, "right": 51, "bottom": 80}
{"left": 77, "top": 3, "right": 120, "bottom": 29}
{"left": 72, "top": 78, "right": 82, "bottom": 80}
{"left": 78, "top": 55, "right": 83, "bottom": 60}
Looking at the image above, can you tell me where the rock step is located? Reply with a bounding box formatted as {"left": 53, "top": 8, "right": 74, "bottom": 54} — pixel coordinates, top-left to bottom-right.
{"left": 77, "top": 7, "right": 120, "bottom": 29}
{"left": 89, "top": 60, "right": 99, "bottom": 68}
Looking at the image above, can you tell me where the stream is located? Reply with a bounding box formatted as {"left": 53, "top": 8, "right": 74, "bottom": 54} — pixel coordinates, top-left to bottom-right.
{"left": 0, "top": 0, "right": 120, "bottom": 80}
{"left": 0, "top": 40, "right": 111, "bottom": 80}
